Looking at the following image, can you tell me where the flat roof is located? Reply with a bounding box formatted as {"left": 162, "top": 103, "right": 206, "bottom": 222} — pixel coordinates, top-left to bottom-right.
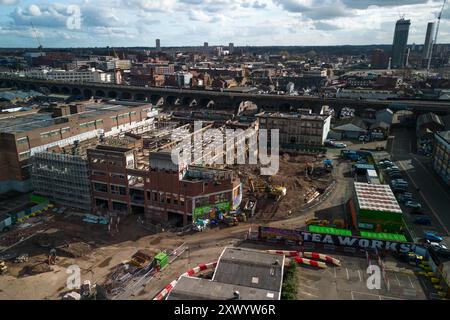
{"left": 213, "top": 247, "right": 284, "bottom": 293}
{"left": 309, "top": 225, "right": 353, "bottom": 236}
{"left": 354, "top": 182, "right": 402, "bottom": 214}
{"left": 167, "top": 276, "right": 278, "bottom": 300}
{"left": 0, "top": 101, "right": 150, "bottom": 134}
{"left": 360, "top": 231, "right": 407, "bottom": 242}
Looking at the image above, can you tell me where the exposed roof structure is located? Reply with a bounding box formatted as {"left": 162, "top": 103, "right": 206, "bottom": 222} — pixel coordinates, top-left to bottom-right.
{"left": 354, "top": 182, "right": 402, "bottom": 214}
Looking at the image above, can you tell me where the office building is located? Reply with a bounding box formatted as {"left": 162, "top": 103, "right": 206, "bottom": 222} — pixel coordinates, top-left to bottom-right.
{"left": 229, "top": 42, "right": 234, "bottom": 54}
{"left": 156, "top": 39, "right": 161, "bottom": 51}
{"left": 423, "top": 22, "right": 436, "bottom": 61}
{"left": 391, "top": 18, "right": 411, "bottom": 69}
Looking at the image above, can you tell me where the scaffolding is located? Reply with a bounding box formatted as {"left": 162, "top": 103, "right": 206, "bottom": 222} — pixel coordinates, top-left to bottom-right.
{"left": 31, "top": 152, "right": 92, "bottom": 212}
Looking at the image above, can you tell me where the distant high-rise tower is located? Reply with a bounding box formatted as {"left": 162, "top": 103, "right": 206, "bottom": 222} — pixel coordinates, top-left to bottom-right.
{"left": 156, "top": 39, "right": 161, "bottom": 51}
{"left": 204, "top": 42, "right": 209, "bottom": 51}
{"left": 391, "top": 18, "right": 411, "bottom": 69}
{"left": 229, "top": 42, "right": 234, "bottom": 54}
{"left": 423, "top": 22, "right": 436, "bottom": 61}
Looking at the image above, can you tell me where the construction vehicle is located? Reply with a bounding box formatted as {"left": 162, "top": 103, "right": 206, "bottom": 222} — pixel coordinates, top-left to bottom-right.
{"left": 0, "top": 260, "right": 7, "bottom": 275}
{"left": 268, "top": 186, "right": 287, "bottom": 201}
{"left": 223, "top": 215, "right": 239, "bottom": 227}
{"left": 130, "top": 249, "right": 154, "bottom": 269}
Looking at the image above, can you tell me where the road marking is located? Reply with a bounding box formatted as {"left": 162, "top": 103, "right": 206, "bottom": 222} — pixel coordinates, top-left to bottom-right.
{"left": 397, "top": 159, "right": 450, "bottom": 236}
{"left": 334, "top": 266, "right": 337, "bottom": 278}
{"left": 358, "top": 270, "right": 362, "bottom": 282}
{"left": 346, "top": 268, "right": 349, "bottom": 280}
{"left": 350, "top": 291, "right": 403, "bottom": 301}
{"left": 408, "top": 276, "right": 415, "bottom": 289}
{"left": 394, "top": 273, "right": 401, "bottom": 287}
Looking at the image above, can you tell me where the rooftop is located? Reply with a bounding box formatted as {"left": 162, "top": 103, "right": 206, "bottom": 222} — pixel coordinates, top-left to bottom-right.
{"left": 0, "top": 100, "right": 151, "bottom": 134}
{"left": 354, "top": 182, "right": 402, "bottom": 214}
{"left": 256, "top": 111, "right": 329, "bottom": 121}
{"left": 167, "top": 276, "right": 278, "bottom": 300}
{"left": 213, "top": 247, "right": 284, "bottom": 293}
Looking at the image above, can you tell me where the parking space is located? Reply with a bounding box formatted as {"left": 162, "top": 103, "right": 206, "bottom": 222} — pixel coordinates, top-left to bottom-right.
{"left": 296, "top": 252, "right": 429, "bottom": 300}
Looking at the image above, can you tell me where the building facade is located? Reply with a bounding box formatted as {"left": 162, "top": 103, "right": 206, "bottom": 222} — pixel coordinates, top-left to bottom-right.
{"left": 87, "top": 147, "right": 242, "bottom": 227}
{"left": 256, "top": 112, "right": 331, "bottom": 149}
{"left": 0, "top": 101, "right": 157, "bottom": 193}
{"left": 433, "top": 131, "right": 450, "bottom": 186}
{"left": 391, "top": 18, "right": 411, "bottom": 69}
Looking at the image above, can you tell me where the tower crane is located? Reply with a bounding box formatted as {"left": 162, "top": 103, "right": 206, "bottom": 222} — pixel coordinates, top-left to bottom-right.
{"left": 427, "top": 0, "right": 448, "bottom": 74}
{"left": 30, "top": 22, "right": 43, "bottom": 51}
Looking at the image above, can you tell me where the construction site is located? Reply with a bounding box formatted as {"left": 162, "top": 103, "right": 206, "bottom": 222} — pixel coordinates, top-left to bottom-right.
{"left": 0, "top": 102, "right": 339, "bottom": 300}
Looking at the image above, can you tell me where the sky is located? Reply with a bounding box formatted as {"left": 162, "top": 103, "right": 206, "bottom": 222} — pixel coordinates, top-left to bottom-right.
{"left": 0, "top": 0, "right": 449, "bottom": 48}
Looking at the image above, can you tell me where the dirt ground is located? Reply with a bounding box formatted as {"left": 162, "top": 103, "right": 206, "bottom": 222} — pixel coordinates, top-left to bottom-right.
{"left": 0, "top": 153, "right": 346, "bottom": 300}
{"left": 235, "top": 153, "right": 334, "bottom": 220}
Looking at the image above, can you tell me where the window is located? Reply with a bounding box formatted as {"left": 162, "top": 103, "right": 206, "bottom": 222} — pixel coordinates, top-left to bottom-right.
{"left": 40, "top": 132, "right": 51, "bottom": 139}
{"left": 50, "top": 130, "right": 60, "bottom": 137}
{"left": 17, "top": 137, "right": 28, "bottom": 145}
{"left": 80, "top": 122, "right": 88, "bottom": 129}
{"left": 93, "top": 182, "right": 108, "bottom": 193}
{"left": 18, "top": 151, "right": 31, "bottom": 161}
{"left": 61, "top": 127, "right": 70, "bottom": 134}
{"left": 96, "top": 119, "right": 104, "bottom": 126}
{"left": 118, "top": 113, "right": 129, "bottom": 120}
{"left": 160, "top": 193, "right": 165, "bottom": 203}
{"left": 111, "top": 185, "right": 127, "bottom": 195}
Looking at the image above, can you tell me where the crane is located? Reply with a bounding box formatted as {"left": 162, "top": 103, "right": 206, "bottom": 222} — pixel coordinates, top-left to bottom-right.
{"left": 427, "top": 0, "right": 448, "bottom": 74}
{"left": 107, "top": 28, "right": 118, "bottom": 59}
{"left": 30, "top": 22, "right": 43, "bottom": 50}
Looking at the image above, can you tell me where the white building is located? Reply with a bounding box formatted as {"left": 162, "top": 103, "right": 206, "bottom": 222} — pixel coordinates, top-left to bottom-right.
{"left": 336, "top": 89, "right": 399, "bottom": 100}
{"left": 23, "top": 68, "right": 113, "bottom": 83}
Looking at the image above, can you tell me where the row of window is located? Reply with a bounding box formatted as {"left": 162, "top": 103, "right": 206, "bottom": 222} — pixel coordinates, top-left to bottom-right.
{"left": 40, "top": 127, "right": 71, "bottom": 140}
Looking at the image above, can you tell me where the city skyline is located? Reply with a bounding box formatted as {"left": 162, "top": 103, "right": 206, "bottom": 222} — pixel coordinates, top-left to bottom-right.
{"left": 0, "top": 0, "right": 449, "bottom": 48}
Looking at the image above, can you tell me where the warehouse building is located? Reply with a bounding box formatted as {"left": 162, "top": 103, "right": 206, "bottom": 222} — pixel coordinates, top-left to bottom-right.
{"left": 167, "top": 247, "right": 284, "bottom": 300}
{"left": 349, "top": 182, "right": 407, "bottom": 234}
{"left": 0, "top": 100, "right": 157, "bottom": 193}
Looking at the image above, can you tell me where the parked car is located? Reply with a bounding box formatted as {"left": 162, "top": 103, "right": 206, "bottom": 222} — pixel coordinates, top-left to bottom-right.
{"left": 389, "top": 173, "right": 403, "bottom": 179}
{"left": 405, "top": 201, "right": 422, "bottom": 210}
{"left": 334, "top": 142, "right": 347, "bottom": 149}
{"left": 424, "top": 232, "right": 443, "bottom": 243}
{"left": 414, "top": 217, "right": 432, "bottom": 225}
{"left": 397, "top": 193, "right": 414, "bottom": 203}
{"left": 392, "top": 179, "right": 408, "bottom": 184}
{"left": 426, "top": 240, "right": 448, "bottom": 250}
{"left": 385, "top": 166, "right": 400, "bottom": 171}
{"left": 359, "top": 135, "right": 370, "bottom": 142}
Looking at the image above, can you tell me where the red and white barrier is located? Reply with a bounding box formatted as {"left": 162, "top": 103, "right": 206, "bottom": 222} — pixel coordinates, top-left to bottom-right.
{"left": 267, "top": 250, "right": 341, "bottom": 267}
{"left": 267, "top": 250, "right": 301, "bottom": 257}
{"left": 153, "top": 261, "right": 218, "bottom": 301}
{"left": 303, "top": 252, "right": 341, "bottom": 267}
{"left": 293, "top": 256, "right": 327, "bottom": 269}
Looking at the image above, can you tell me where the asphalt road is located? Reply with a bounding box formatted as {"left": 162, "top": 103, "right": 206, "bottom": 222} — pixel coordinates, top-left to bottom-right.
{"left": 391, "top": 127, "right": 450, "bottom": 240}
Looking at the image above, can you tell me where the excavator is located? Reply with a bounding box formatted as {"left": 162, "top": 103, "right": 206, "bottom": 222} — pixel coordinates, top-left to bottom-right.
{"left": 0, "top": 260, "right": 7, "bottom": 275}
{"left": 248, "top": 176, "right": 287, "bottom": 201}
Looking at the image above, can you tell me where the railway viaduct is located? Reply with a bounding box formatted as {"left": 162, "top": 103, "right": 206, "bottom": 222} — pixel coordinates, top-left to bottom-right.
{"left": 1, "top": 77, "right": 450, "bottom": 115}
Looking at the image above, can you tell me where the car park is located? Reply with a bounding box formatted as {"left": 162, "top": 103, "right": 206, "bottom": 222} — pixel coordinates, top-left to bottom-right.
{"left": 405, "top": 201, "right": 422, "bottom": 210}
{"left": 424, "top": 232, "right": 443, "bottom": 243}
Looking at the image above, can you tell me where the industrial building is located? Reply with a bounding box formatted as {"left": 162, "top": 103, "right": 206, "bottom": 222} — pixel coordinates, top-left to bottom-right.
{"left": 433, "top": 131, "right": 450, "bottom": 186}
{"left": 349, "top": 182, "right": 407, "bottom": 234}
{"left": 0, "top": 100, "right": 157, "bottom": 193}
{"left": 256, "top": 111, "right": 331, "bottom": 150}
{"left": 167, "top": 247, "right": 284, "bottom": 300}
